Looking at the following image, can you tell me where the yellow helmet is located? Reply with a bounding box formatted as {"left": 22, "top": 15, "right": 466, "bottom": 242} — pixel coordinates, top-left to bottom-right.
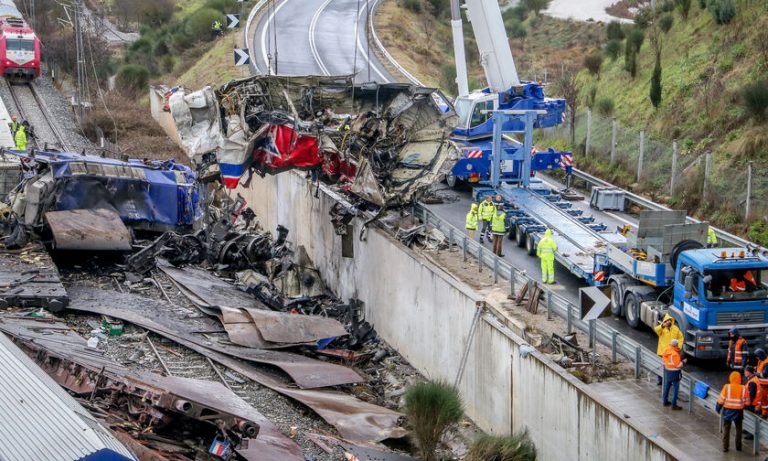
{"left": 470, "top": 203, "right": 478, "bottom": 211}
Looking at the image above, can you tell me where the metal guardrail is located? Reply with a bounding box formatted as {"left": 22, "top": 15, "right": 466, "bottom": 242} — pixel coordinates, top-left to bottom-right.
{"left": 244, "top": 0, "right": 268, "bottom": 75}
{"left": 415, "top": 203, "right": 767, "bottom": 453}
{"left": 368, "top": 0, "right": 422, "bottom": 86}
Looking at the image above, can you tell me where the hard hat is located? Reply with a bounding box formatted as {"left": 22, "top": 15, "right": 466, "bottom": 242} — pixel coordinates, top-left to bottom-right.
{"left": 746, "top": 365, "right": 756, "bottom": 373}
{"left": 756, "top": 348, "right": 767, "bottom": 360}
{"left": 729, "top": 327, "right": 739, "bottom": 336}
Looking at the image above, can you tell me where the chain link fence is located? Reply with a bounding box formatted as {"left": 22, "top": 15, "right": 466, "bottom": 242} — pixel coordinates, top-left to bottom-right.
{"left": 538, "top": 110, "right": 765, "bottom": 227}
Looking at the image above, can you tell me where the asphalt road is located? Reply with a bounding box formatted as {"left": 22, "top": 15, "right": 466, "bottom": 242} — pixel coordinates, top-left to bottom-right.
{"left": 250, "top": 0, "right": 396, "bottom": 83}
{"left": 247, "top": 0, "right": 729, "bottom": 389}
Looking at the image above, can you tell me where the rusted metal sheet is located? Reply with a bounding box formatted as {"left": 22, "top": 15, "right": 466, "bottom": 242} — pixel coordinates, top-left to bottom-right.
{"left": 219, "top": 305, "right": 277, "bottom": 349}
{"left": 0, "top": 244, "right": 68, "bottom": 310}
{"left": 245, "top": 308, "right": 348, "bottom": 344}
{"left": 1, "top": 318, "right": 304, "bottom": 461}
{"left": 45, "top": 208, "right": 133, "bottom": 251}
{"left": 67, "top": 287, "right": 363, "bottom": 388}
{"left": 159, "top": 264, "right": 258, "bottom": 310}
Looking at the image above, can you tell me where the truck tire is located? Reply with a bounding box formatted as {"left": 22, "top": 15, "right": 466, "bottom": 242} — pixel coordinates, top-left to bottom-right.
{"left": 508, "top": 223, "right": 517, "bottom": 240}
{"left": 526, "top": 233, "right": 537, "bottom": 256}
{"left": 445, "top": 174, "right": 457, "bottom": 189}
{"left": 610, "top": 280, "right": 622, "bottom": 317}
{"left": 624, "top": 292, "right": 641, "bottom": 328}
{"left": 516, "top": 227, "right": 526, "bottom": 247}
{"left": 670, "top": 239, "right": 704, "bottom": 272}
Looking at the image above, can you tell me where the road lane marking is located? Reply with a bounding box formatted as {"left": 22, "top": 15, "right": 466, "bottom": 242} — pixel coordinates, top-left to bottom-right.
{"left": 309, "top": 0, "right": 334, "bottom": 75}
{"left": 261, "top": 0, "right": 291, "bottom": 75}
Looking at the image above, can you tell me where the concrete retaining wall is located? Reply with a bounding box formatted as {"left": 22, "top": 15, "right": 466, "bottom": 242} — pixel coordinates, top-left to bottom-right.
{"left": 237, "top": 172, "right": 682, "bottom": 460}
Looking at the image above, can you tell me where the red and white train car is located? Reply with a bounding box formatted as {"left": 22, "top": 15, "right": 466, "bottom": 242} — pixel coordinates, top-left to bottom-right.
{"left": 0, "top": 0, "right": 40, "bottom": 80}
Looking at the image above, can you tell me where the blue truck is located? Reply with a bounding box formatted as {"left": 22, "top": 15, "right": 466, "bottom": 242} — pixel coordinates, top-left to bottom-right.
{"left": 474, "top": 110, "right": 768, "bottom": 359}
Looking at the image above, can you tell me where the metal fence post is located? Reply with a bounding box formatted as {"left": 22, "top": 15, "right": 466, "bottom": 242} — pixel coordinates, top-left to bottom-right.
{"left": 635, "top": 346, "right": 641, "bottom": 379}
{"left": 703, "top": 151, "right": 711, "bottom": 201}
{"left": 637, "top": 129, "right": 645, "bottom": 181}
{"left": 753, "top": 417, "right": 761, "bottom": 455}
{"left": 611, "top": 331, "right": 618, "bottom": 363}
{"left": 746, "top": 161, "right": 753, "bottom": 220}
{"left": 610, "top": 117, "right": 617, "bottom": 164}
{"left": 670, "top": 139, "right": 678, "bottom": 195}
{"left": 478, "top": 246, "right": 483, "bottom": 272}
{"left": 589, "top": 319, "right": 596, "bottom": 350}
{"left": 566, "top": 303, "right": 573, "bottom": 334}
{"left": 585, "top": 109, "right": 592, "bottom": 157}
{"left": 509, "top": 268, "right": 516, "bottom": 297}
{"left": 462, "top": 237, "right": 467, "bottom": 261}
{"left": 493, "top": 257, "right": 499, "bottom": 283}
{"left": 688, "top": 376, "right": 694, "bottom": 413}
{"left": 546, "top": 290, "right": 552, "bottom": 320}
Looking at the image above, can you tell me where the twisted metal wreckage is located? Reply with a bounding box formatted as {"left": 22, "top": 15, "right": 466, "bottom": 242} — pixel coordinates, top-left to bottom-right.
{"left": 168, "top": 75, "right": 458, "bottom": 208}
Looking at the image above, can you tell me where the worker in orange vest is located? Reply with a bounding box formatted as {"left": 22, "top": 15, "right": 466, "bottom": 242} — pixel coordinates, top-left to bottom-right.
{"left": 756, "top": 348, "right": 768, "bottom": 417}
{"left": 661, "top": 338, "right": 685, "bottom": 409}
{"left": 743, "top": 366, "right": 762, "bottom": 441}
{"left": 716, "top": 371, "right": 750, "bottom": 452}
{"left": 726, "top": 327, "right": 747, "bottom": 372}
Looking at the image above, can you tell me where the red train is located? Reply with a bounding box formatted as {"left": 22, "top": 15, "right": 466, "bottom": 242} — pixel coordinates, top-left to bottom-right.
{"left": 0, "top": 0, "right": 40, "bottom": 81}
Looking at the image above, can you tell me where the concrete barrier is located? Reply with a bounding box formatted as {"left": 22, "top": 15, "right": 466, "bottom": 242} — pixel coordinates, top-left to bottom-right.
{"left": 236, "top": 171, "right": 683, "bottom": 460}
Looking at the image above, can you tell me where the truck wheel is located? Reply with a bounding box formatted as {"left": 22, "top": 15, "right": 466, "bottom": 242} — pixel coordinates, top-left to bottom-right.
{"left": 515, "top": 228, "right": 526, "bottom": 247}
{"left": 610, "top": 280, "right": 622, "bottom": 316}
{"left": 526, "top": 234, "right": 536, "bottom": 256}
{"left": 624, "top": 292, "right": 641, "bottom": 328}
{"left": 508, "top": 223, "right": 517, "bottom": 240}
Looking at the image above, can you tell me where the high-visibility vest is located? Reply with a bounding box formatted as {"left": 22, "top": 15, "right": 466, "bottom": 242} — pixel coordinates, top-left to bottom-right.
{"left": 465, "top": 211, "right": 478, "bottom": 230}
{"left": 537, "top": 237, "right": 557, "bottom": 257}
{"left": 758, "top": 358, "right": 768, "bottom": 385}
{"left": 662, "top": 345, "right": 683, "bottom": 371}
{"left": 14, "top": 127, "right": 26, "bottom": 150}
{"left": 728, "top": 337, "right": 747, "bottom": 367}
{"left": 707, "top": 228, "right": 717, "bottom": 244}
{"left": 717, "top": 383, "right": 748, "bottom": 410}
{"left": 479, "top": 201, "right": 495, "bottom": 221}
{"left": 748, "top": 375, "right": 763, "bottom": 410}
{"left": 491, "top": 211, "right": 506, "bottom": 233}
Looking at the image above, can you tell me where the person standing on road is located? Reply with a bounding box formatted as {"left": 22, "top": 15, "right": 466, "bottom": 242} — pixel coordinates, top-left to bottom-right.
{"left": 478, "top": 195, "right": 495, "bottom": 244}
{"left": 707, "top": 226, "right": 718, "bottom": 248}
{"left": 653, "top": 314, "right": 684, "bottom": 385}
{"left": 491, "top": 204, "right": 506, "bottom": 257}
{"left": 662, "top": 338, "right": 685, "bottom": 410}
{"left": 755, "top": 349, "right": 768, "bottom": 417}
{"left": 716, "top": 371, "right": 750, "bottom": 452}
{"left": 743, "top": 366, "right": 761, "bottom": 441}
{"left": 465, "top": 203, "right": 479, "bottom": 240}
{"left": 14, "top": 124, "right": 26, "bottom": 151}
{"left": 536, "top": 228, "right": 557, "bottom": 284}
{"left": 727, "top": 327, "right": 748, "bottom": 373}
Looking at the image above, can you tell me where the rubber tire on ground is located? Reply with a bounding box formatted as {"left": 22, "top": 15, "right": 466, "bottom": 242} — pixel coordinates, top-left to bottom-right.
{"left": 526, "top": 233, "right": 537, "bottom": 256}
{"left": 516, "top": 227, "right": 526, "bottom": 247}
{"left": 624, "top": 292, "right": 641, "bottom": 328}
{"left": 445, "top": 174, "right": 457, "bottom": 189}
{"left": 610, "top": 280, "right": 622, "bottom": 317}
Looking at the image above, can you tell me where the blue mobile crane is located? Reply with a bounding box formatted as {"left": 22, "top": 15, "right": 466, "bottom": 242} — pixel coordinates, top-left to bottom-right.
{"left": 475, "top": 110, "right": 768, "bottom": 359}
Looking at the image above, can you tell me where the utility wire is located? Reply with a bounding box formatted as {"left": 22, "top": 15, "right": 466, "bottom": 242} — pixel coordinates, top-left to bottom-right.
{"left": 365, "top": 0, "right": 371, "bottom": 82}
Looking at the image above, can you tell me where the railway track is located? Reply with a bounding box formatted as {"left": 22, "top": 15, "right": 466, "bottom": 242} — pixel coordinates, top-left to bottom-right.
{"left": 5, "top": 80, "right": 71, "bottom": 151}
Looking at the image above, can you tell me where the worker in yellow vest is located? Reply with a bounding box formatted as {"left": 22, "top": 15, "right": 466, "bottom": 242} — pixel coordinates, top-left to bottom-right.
{"left": 537, "top": 228, "right": 558, "bottom": 284}
{"left": 491, "top": 204, "right": 506, "bottom": 257}
{"left": 14, "top": 124, "right": 27, "bottom": 151}
{"left": 465, "top": 203, "right": 479, "bottom": 239}
{"left": 707, "top": 227, "right": 718, "bottom": 248}
{"left": 478, "top": 195, "right": 495, "bottom": 243}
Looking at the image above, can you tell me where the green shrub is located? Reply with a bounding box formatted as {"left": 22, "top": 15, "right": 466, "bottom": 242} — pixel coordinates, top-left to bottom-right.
{"left": 158, "top": 55, "right": 176, "bottom": 74}
{"left": 596, "top": 97, "right": 615, "bottom": 116}
{"left": 604, "top": 39, "right": 622, "bottom": 60}
{"left": 650, "top": 56, "right": 662, "bottom": 108}
{"left": 606, "top": 21, "right": 624, "bottom": 40}
{"left": 740, "top": 80, "right": 768, "bottom": 122}
{"left": 402, "top": 0, "right": 422, "bottom": 13}
{"left": 676, "top": 0, "right": 692, "bottom": 18}
{"left": 506, "top": 4, "right": 530, "bottom": 21}
{"left": 748, "top": 221, "right": 768, "bottom": 246}
{"left": 522, "top": 0, "right": 550, "bottom": 15}
{"left": 466, "top": 431, "right": 537, "bottom": 461}
{"left": 153, "top": 40, "right": 170, "bottom": 57}
{"left": 698, "top": 0, "right": 707, "bottom": 8}
{"left": 627, "top": 28, "right": 645, "bottom": 52}
{"left": 659, "top": 13, "right": 674, "bottom": 33}
{"left": 116, "top": 64, "right": 150, "bottom": 93}
{"left": 508, "top": 19, "right": 527, "bottom": 40}
{"left": 204, "top": 0, "right": 240, "bottom": 12}
{"left": 440, "top": 62, "right": 457, "bottom": 95}
{"left": 171, "top": 31, "right": 193, "bottom": 51}
{"left": 708, "top": 0, "right": 736, "bottom": 25}
{"left": 660, "top": 0, "right": 675, "bottom": 12}
{"left": 184, "top": 7, "right": 224, "bottom": 39}
{"left": 427, "top": 0, "right": 451, "bottom": 18}
{"left": 403, "top": 381, "right": 464, "bottom": 461}
{"left": 583, "top": 51, "right": 603, "bottom": 77}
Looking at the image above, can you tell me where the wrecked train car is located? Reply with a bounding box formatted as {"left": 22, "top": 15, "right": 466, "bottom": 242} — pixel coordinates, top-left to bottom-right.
{"left": 2, "top": 150, "right": 199, "bottom": 249}
{"left": 169, "top": 75, "right": 458, "bottom": 207}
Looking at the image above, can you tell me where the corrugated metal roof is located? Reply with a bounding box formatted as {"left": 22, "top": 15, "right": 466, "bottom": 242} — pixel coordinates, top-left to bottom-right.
{"left": 0, "top": 332, "right": 136, "bottom": 461}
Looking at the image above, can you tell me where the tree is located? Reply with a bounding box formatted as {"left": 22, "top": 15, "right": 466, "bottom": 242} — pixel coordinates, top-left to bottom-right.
{"left": 740, "top": 80, "right": 768, "bottom": 122}
{"left": 403, "top": 381, "right": 464, "bottom": 461}
{"left": 466, "top": 431, "right": 537, "bottom": 461}
{"left": 659, "top": 13, "right": 674, "bottom": 33}
{"left": 596, "top": 97, "right": 615, "bottom": 117}
{"left": 650, "top": 54, "right": 663, "bottom": 108}
{"left": 624, "top": 28, "right": 645, "bottom": 78}
{"left": 553, "top": 68, "right": 581, "bottom": 145}
{"left": 606, "top": 21, "right": 625, "bottom": 41}
{"left": 522, "top": 0, "right": 551, "bottom": 16}
{"left": 604, "top": 39, "right": 622, "bottom": 61}
{"left": 708, "top": 0, "right": 736, "bottom": 25}
{"left": 583, "top": 51, "right": 603, "bottom": 78}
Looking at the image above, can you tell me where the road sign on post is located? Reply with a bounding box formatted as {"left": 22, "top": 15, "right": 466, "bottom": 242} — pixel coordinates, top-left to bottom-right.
{"left": 234, "top": 48, "right": 250, "bottom": 66}
{"left": 226, "top": 14, "right": 240, "bottom": 28}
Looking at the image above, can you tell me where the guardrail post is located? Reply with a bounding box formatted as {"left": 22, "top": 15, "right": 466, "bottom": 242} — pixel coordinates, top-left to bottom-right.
{"left": 611, "top": 331, "right": 618, "bottom": 363}
{"left": 424, "top": 211, "right": 429, "bottom": 227}
{"left": 509, "top": 268, "right": 516, "bottom": 297}
{"left": 462, "top": 237, "right": 467, "bottom": 262}
{"left": 753, "top": 417, "right": 760, "bottom": 455}
{"left": 610, "top": 117, "right": 617, "bottom": 164}
{"left": 493, "top": 257, "right": 499, "bottom": 283}
{"left": 637, "top": 129, "right": 645, "bottom": 181}
{"left": 589, "top": 319, "right": 596, "bottom": 349}
{"left": 634, "top": 346, "right": 641, "bottom": 378}
{"left": 688, "top": 376, "right": 694, "bottom": 413}
{"left": 546, "top": 290, "right": 552, "bottom": 320}
{"left": 566, "top": 303, "right": 573, "bottom": 334}
{"left": 478, "top": 247, "right": 483, "bottom": 272}
{"left": 585, "top": 109, "right": 592, "bottom": 157}
{"left": 670, "top": 139, "right": 678, "bottom": 195}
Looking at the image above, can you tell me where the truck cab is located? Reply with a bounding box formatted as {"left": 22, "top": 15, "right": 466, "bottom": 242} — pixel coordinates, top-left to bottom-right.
{"left": 673, "top": 248, "right": 768, "bottom": 358}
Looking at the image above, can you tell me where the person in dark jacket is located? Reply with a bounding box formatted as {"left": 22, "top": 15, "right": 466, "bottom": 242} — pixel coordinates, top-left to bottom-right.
{"left": 744, "top": 366, "right": 761, "bottom": 441}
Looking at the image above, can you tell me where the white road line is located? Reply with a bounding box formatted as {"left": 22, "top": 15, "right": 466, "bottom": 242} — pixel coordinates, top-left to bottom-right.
{"left": 261, "top": 0, "right": 291, "bottom": 75}
{"left": 309, "top": 0, "right": 334, "bottom": 76}
{"left": 358, "top": 0, "right": 388, "bottom": 82}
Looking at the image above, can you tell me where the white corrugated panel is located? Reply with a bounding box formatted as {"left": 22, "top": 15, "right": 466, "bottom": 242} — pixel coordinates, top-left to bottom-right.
{"left": 0, "top": 333, "right": 136, "bottom": 461}
{"left": 0, "top": 0, "right": 22, "bottom": 18}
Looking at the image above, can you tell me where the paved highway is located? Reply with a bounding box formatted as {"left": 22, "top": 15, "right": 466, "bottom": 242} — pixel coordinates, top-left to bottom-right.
{"left": 246, "top": 0, "right": 728, "bottom": 388}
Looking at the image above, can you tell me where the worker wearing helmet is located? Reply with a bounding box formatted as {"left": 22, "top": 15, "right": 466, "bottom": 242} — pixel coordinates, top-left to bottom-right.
{"left": 478, "top": 195, "right": 495, "bottom": 244}
{"left": 465, "top": 203, "right": 479, "bottom": 240}
{"left": 707, "top": 227, "right": 718, "bottom": 248}
{"left": 727, "top": 327, "right": 747, "bottom": 372}
{"left": 14, "top": 124, "right": 26, "bottom": 151}
{"left": 716, "top": 371, "right": 749, "bottom": 452}
{"left": 755, "top": 348, "right": 768, "bottom": 417}
{"left": 536, "top": 228, "right": 557, "bottom": 284}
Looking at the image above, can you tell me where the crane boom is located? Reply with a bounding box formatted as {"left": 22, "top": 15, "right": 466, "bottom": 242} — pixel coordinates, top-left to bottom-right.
{"left": 464, "top": 0, "right": 520, "bottom": 91}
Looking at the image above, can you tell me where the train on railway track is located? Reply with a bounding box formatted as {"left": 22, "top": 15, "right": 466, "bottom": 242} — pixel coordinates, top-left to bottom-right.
{"left": 0, "top": 0, "right": 40, "bottom": 81}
